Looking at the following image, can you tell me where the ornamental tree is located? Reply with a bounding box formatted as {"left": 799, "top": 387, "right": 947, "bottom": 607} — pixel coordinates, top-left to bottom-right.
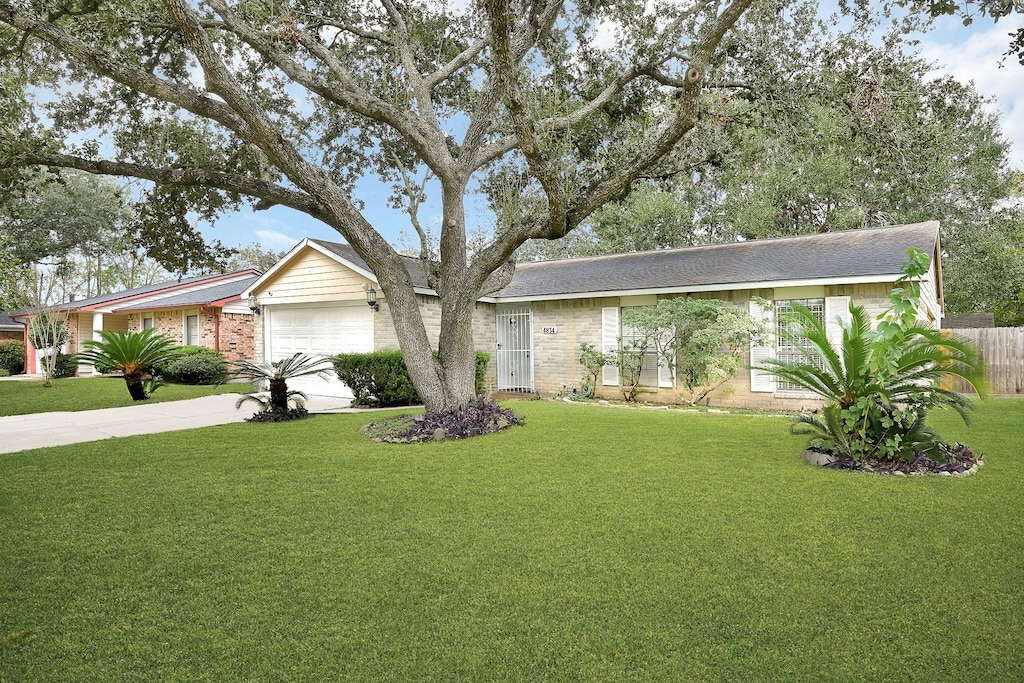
{"left": 622, "top": 298, "right": 764, "bottom": 405}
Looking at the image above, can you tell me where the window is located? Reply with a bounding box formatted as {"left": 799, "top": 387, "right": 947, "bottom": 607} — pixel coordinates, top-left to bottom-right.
{"left": 775, "top": 298, "right": 824, "bottom": 391}
{"left": 185, "top": 314, "right": 199, "bottom": 346}
{"left": 142, "top": 316, "right": 154, "bottom": 331}
{"left": 621, "top": 307, "right": 660, "bottom": 387}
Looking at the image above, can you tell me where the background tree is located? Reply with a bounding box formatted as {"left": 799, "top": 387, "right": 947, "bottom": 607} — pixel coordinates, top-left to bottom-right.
{"left": 518, "top": 3, "right": 1024, "bottom": 323}
{"left": 0, "top": 170, "right": 173, "bottom": 305}
{"left": 222, "top": 243, "right": 288, "bottom": 273}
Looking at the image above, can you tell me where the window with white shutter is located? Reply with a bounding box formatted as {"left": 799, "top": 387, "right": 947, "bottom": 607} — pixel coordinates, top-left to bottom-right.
{"left": 749, "top": 300, "right": 775, "bottom": 392}
{"left": 601, "top": 307, "right": 619, "bottom": 386}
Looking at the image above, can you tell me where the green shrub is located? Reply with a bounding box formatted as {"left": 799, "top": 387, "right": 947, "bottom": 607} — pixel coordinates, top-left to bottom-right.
{"left": 475, "top": 351, "right": 490, "bottom": 394}
{"left": 0, "top": 339, "right": 25, "bottom": 374}
{"left": 333, "top": 351, "right": 418, "bottom": 406}
{"left": 53, "top": 353, "right": 77, "bottom": 378}
{"left": 333, "top": 350, "right": 491, "bottom": 406}
{"left": 158, "top": 346, "right": 227, "bottom": 385}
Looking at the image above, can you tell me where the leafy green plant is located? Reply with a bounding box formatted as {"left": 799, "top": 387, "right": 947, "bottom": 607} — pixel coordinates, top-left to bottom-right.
{"left": 759, "top": 249, "right": 985, "bottom": 462}
{"left": 577, "top": 343, "right": 608, "bottom": 397}
{"left": 158, "top": 347, "right": 227, "bottom": 385}
{"left": 611, "top": 339, "right": 649, "bottom": 402}
{"left": 0, "top": 339, "right": 25, "bottom": 374}
{"left": 230, "top": 353, "right": 333, "bottom": 418}
{"left": 76, "top": 329, "right": 179, "bottom": 400}
{"left": 333, "top": 350, "right": 492, "bottom": 407}
{"left": 622, "top": 298, "right": 766, "bottom": 405}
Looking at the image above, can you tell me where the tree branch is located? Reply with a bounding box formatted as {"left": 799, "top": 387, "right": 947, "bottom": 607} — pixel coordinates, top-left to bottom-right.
{"left": 0, "top": 2, "right": 253, "bottom": 137}
{"left": 8, "top": 150, "right": 330, "bottom": 220}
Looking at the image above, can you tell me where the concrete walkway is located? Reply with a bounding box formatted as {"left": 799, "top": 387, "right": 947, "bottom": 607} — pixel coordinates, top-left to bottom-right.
{"left": 0, "top": 393, "right": 357, "bottom": 455}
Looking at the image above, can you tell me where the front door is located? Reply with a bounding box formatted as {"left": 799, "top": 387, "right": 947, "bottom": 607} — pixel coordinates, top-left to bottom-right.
{"left": 496, "top": 305, "right": 534, "bottom": 392}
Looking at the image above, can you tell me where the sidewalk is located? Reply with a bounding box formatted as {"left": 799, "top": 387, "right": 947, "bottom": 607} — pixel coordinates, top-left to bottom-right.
{"left": 0, "top": 393, "right": 357, "bottom": 455}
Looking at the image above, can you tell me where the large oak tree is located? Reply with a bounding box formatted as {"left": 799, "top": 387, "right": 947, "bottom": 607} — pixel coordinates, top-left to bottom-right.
{"left": 0, "top": 0, "right": 1018, "bottom": 410}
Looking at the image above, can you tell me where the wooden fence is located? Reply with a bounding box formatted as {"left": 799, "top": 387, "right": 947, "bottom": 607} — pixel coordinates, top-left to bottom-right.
{"left": 945, "top": 327, "right": 1024, "bottom": 396}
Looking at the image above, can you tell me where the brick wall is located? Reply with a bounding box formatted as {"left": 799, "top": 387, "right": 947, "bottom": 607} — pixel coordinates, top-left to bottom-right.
{"left": 126, "top": 308, "right": 255, "bottom": 360}
{"left": 220, "top": 312, "right": 255, "bottom": 361}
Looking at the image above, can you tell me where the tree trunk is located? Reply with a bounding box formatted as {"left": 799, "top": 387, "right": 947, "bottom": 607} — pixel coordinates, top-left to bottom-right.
{"left": 124, "top": 374, "right": 147, "bottom": 401}
{"left": 269, "top": 377, "right": 288, "bottom": 412}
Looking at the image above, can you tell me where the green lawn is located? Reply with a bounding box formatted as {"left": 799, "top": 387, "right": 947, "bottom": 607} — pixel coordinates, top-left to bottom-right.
{"left": 1, "top": 400, "right": 1021, "bottom": 681}
{"left": 0, "top": 376, "right": 245, "bottom": 416}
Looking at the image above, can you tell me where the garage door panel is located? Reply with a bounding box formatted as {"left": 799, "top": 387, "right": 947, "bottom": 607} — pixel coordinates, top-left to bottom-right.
{"left": 268, "top": 304, "right": 373, "bottom": 398}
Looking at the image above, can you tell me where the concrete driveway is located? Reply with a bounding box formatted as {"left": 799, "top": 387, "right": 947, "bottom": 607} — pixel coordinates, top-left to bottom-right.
{"left": 0, "top": 393, "right": 355, "bottom": 455}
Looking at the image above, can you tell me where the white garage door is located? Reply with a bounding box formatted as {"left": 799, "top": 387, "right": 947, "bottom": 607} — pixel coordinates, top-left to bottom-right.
{"left": 266, "top": 304, "right": 374, "bottom": 398}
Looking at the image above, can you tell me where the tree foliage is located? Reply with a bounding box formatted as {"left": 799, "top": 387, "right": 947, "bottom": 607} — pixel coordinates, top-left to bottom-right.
{"left": 518, "top": 4, "right": 1024, "bottom": 324}
{"left": 0, "top": 170, "right": 173, "bottom": 305}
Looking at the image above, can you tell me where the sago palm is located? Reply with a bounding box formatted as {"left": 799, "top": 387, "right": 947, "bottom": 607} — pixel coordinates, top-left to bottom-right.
{"left": 230, "top": 353, "right": 334, "bottom": 413}
{"left": 78, "top": 329, "right": 179, "bottom": 401}
{"left": 758, "top": 301, "right": 985, "bottom": 460}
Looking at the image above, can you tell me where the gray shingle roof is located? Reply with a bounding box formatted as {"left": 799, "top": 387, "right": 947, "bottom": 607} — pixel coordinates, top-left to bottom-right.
{"left": 61, "top": 272, "right": 221, "bottom": 309}
{"left": 114, "top": 276, "right": 260, "bottom": 312}
{"left": 309, "top": 239, "right": 431, "bottom": 289}
{"left": 0, "top": 311, "right": 22, "bottom": 330}
{"left": 496, "top": 222, "right": 939, "bottom": 298}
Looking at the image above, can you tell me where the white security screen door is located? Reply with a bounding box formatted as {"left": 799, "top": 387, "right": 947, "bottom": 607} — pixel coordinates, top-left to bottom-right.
{"left": 496, "top": 305, "right": 534, "bottom": 392}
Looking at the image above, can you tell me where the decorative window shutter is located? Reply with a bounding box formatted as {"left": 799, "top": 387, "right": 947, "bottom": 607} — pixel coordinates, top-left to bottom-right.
{"left": 602, "top": 307, "right": 620, "bottom": 386}
{"left": 658, "top": 329, "right": 674, "bottom": 388}
{"left": 749, "top": 300, "right": 775, "bottom": 393}
{"left": 825, "top": 296, "right": 853, "bottom": 352}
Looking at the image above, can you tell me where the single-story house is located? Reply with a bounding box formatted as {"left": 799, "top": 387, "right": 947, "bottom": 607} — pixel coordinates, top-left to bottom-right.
{"left": 0, "top": 311, "right": 23, "bottom": 341}
{"left": 243, "top": 221, "right": 943, "bottom": 409}
{"left": 13, "top": 270, "right": 260, "bottom": 375}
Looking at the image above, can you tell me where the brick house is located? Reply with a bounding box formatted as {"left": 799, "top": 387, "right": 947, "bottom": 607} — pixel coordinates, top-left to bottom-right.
{"left": 243, "top": 222, "right": 943, "bottom": 408}
{"left": 0, "top": 312, "right": 23, "bottom": 341}
{"left": 12, "top": 271, "right": 260, "bottom": 375}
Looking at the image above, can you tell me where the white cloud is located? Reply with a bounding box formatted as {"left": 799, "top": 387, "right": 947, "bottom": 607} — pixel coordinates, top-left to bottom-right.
{"left": 256, "top": 228, "right": 301, "bottom": 250}
{"left": 917, "top": 21, "right": 1024, "bottom": 170}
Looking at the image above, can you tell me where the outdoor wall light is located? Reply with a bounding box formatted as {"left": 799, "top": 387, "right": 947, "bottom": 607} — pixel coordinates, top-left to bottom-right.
{"left": 247, "top": 294, "right": 261, "bottom": 315}
{"left": 365, "top": 286, "right": 380, "bottom": 312}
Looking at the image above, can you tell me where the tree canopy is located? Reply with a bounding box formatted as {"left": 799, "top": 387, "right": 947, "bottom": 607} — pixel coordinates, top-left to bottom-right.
{"left": 520, "top": 4, "right": 1024, "bottom": 324}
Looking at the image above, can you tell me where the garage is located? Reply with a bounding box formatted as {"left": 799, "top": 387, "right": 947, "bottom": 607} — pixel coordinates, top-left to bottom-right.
{"left": 265, "top": 304, "right": 373, "bottom": 398}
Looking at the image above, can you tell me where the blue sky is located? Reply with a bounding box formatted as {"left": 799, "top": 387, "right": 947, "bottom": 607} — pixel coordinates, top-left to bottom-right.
{"left": 203, "top": 10, "right": 1024, "bottom": 254}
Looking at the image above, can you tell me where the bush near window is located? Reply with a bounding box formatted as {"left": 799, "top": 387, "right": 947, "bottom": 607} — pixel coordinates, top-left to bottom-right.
{"left": 0, "top": 339, "right": 25, "bottom": 374}
{"left": 157, "top": 346, "right": 227, "bottom": 385}
{"left": 333, "top": 351, "right": 491, "bottom": 407}
{"left": 53, "top": 352, "right": 77, "bottom": 378}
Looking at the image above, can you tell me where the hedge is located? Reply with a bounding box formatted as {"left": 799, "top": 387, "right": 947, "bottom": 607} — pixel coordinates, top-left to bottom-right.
{"left": 0, "top": 339, "right": 25, "bottom": 374}
{"left": 333, "top": 350, "right": 491, "bottom": 407}
{"left": 157, "top": 346, "right": 227, "bottom": 385}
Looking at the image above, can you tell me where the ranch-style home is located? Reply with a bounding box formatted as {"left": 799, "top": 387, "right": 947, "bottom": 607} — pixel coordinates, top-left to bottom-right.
{"left": 13, "top": 270, "right": 260, "bottom": 375}
{"left": 244, "top": 221, "right": 943, "bottom": 409}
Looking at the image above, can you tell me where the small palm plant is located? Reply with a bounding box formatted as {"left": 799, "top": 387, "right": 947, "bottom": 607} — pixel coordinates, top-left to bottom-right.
{"left": 230, "top": 353, "right": 334, "bottom": 418}
{"left": 77, "top": 329, "right": 179, "bottom": 401}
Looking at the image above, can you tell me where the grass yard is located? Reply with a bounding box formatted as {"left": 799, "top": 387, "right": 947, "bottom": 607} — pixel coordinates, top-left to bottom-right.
{"left": 0, "top": 376, "right": 245, "bottom": 416}
{"left": 1, "top": 399, "right": 1021, "bottom": 681}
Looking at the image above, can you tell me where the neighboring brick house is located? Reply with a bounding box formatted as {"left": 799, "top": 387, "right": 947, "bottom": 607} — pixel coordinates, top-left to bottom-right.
{"left": 12, "top": 271, "right": 259, "bottom": 375}
{"left": 0, "top": 312, "right": 23, "bottom": 341}
{"left": 243, "top": 222, "right": 944, "bottom": 408}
